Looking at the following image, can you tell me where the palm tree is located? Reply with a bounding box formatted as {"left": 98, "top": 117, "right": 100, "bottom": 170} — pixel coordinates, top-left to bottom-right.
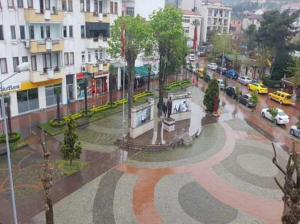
{"left": 108, "top": 64, "right": 117, "bottom": 104}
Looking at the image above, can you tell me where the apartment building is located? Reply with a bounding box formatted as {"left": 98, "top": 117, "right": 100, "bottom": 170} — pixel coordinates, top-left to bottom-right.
{"left": 199, "top": 2, "right": 232, "bottom": 43}
{"left": 0, "top": 0, "right": 121, "bottom": 117}
{"left": 182, "top": 10, "right": 202, "bottom": 48}
{"left": 122, "top": 0, "right": 165, "bottom": 20}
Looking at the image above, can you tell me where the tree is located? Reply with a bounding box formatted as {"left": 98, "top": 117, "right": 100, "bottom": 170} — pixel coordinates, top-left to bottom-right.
{"left": 203, "top": 79, "right": 220, "bottom": 113}
{"left": 245, "top": 24, "right": 257, "bottom": 51}
{"left": 256, "top": 47, "right": 271, "bottom": 78}
{"left": 257, "top": 10, "right": 300, "bottom": 80}
{"left": 211, "top": 33, "right": 233, "bottom": 57}
{"left": 109, "top": 16, "right": 153, "bottom": 126}
{"left": 150, "top": 7, "right": 187, "bottom": 115}
{"left": 192, "top": 19, "right": 201, "bottom": 50}
{"left": 108, "top": 64, "right": 117, "bottom": 104}
{"left": 61, "top": 118, "right": 82, "bottom": 166}
{"left": 268, "top": 107, "right": 278, "bottom": 122}
{"left": 288, "top": 58, "right": 300, "bottom": 97}
{"left": 250, "top": 91, "right": 259, "bottom": 106}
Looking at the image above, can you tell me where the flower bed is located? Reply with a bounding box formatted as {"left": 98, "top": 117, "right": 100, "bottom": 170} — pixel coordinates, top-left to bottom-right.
{"left": 165, "top": 80, "right": 192, "bottom": 92}
{"left": 49, "top": 119, "right": 66, "bottom": 128}
{"left": 0, "top": 132, "right": 22, "bottom": 144}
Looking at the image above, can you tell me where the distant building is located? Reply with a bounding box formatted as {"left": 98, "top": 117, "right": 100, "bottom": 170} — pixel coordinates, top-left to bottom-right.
{"left": 182, "top": 10, "right": 202, "bottom": 48}
{"left": 198, "top": 2, "right": 232, "bottom": 43}
{"left": 281, "top": 3, "right": 300, "bottom": 30}
{"left": 242, "top": 14, "right": 262, "bottom": 30}
{"left": 122, "top": 0, "right": 165, "bottom": 20}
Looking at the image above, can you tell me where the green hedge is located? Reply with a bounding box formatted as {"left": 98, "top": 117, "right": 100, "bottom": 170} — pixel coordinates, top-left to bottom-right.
{"left": 165, "top": 80, "right": 192, "bottom": 92}
{"left": 0, "top": 132, "right": 21, "bottom": 144}
{"left": 262, "top": 77, "right": 282, "bottom": 88}
{"left": 41, "top": 91, "right": 154, "bottom": 136}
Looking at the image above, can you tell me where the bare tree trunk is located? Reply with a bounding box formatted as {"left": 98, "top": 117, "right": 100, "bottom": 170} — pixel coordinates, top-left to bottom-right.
{"left": 127, "top": 59, "right": 135, "bottom": 128}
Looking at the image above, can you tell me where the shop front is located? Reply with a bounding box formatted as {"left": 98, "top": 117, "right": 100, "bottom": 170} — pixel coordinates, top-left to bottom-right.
{"left": 93, "top": 72, "right": 109, "bottom": 95}
{"left": 76, "top": 73, "right": 93, "bottom": 99}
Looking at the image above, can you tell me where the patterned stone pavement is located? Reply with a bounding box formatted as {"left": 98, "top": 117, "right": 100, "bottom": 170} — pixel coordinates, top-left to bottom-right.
{"left": 32, "top": 117, "right": 286, "bottom": 224}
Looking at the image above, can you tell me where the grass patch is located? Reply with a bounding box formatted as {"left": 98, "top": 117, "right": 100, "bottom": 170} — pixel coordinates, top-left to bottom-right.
{"left": 55, "top": 160, "right": 87, "bottom": 176}
{"left": 11, "top": 139, "right": 28, "bottom": 151}
{"left": 165, "top": 80, "right": 192, "bottom": 92}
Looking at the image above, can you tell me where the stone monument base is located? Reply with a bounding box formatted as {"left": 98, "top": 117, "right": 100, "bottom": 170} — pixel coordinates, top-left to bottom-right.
{"left": 163, "top": 117, "right": 175, "bottom": 132}
{"left": 130, "top": 120, "right": 155, "bottom": 138}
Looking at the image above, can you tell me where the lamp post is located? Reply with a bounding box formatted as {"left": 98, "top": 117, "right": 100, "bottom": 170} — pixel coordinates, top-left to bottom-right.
{"left": 0, "top": 62, "right": 30, "bottom": 224}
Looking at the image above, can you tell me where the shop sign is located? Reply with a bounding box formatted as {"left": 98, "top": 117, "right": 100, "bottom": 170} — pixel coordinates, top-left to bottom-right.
{"left": 21, "top": 79, "right": 62, "bottom": 91}
{"left": 76, "top": 73, "right": 85, "bottom": 80}
{"left": 0, "top": 83, "right": 21, "bottom": 93}
{"left": 94, "top": 72, "right": 109, "bottom": 79}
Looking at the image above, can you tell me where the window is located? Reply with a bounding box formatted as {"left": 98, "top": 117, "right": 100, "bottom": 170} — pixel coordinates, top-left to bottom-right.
{"left": 69, "top": 52, "right": 74, "bottom": 65}
{"left": 81, "top": 51, "right": 85, "bottom": 63}
{"left": 45, "top": 0, "right": 50, "bottom": 10}
{"left": 126, "top": 7, "right": 134, "bottom": 16}
{"left": 17, "top": 88, "right": 39, "bottom": 113}
{"left": 80, "top": 0, "right": 84, "bottom": 12}
{"left": 20, "top": 26, "right": 25, "bottom": 39}
{"left": 183, "top": 17, "right": 190, "bottom": 23}
{"left": 68, "top": 0, "right": 73, "bottom": 11}
{"left": 184, "top": 27, "right": 189, "bottom": 34}
{"left": 69, "top": 26, "right": 73, "bottom": 38}
{"left": 88, "top": 52, "right": 91, "bottom": 62}
{"left": 7, "top": 0, "right": 14, "bottom": 8}
{"left": 110, "top": 1, "right": 113, "bottom": 14}
{"left": 46, "top": 85, "right": 62, "bottom": 106}
{"left": 46, "top": 25, "right": 50, "bottom": 38}
{"left": 27, "top": 0, "right": 33, "bottom": 8}
{"left": 0, "top": 26, "right": 3, "bottom": 40}
{"left": 99, "top": 0, "right": 103, "bottom": 13}
{"left": 13, "top": 57, "right": 19, "bottom": 72}
{"left": 62, "top": 0, "right": 67, "bottom": 11}
{"left": 86, "top": 0, "right": 90, "bottom": 12}
{"left": 17, "top": 0, "right": 23, "bottom": 8}
{"left": 40, "top": 26, "right": 44, "bottom": 39}
{"left": 29, "top": 25, "right": 34, "bottom": 39}
{"left": 31, "top": 55, "right": 37, "bottom": 71}
{"left": 22, "top": 56, "right": 28, "bottom": 63}
{"left": 63, "top": 26, "right": 67, "bottom": 38}
{"left": 81, "top": 25, "right": 85, "bottom": 38}
{"left": 0, "top": 58, "right": 7, "bottom": 74}
{"left": 64, "top": 52, "right": 69, "bottom": 65}
{"left": 11, "top": 26, "right": 16, "bottom": 39}
{"left": 114, "top": 2, "right": 117, "bottom": 14}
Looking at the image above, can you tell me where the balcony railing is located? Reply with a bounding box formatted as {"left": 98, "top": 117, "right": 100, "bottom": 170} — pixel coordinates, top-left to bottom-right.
{"left": 30, "top": 67, "right": 64, "bottom": 83}
{"left": 85, "top": 12, "right": 110, "bottom": 23}
{"left": 29, "top": 39, "right": 64, "bottom": 54}
{"left": 24, "top": 8, "right": 64, "bottom": 23}
{"left": 86, "top": 37, "right": 109, "bottom": 49}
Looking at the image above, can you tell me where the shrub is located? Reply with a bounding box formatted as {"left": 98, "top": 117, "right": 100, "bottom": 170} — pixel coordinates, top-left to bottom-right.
{"left": 49, "top": 119, "right": 66, "bottom": 128}
{"left": 203, "top": 79, "right": 220, "bottom": 112}
{"left": 0, "top": 132, "right": 22, "bottom": 144}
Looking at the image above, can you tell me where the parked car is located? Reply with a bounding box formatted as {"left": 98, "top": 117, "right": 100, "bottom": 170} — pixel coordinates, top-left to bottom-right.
{"left": 268, "top": 91, "right": 294, "bottom": 105}
{"left": 290, "top": 125, "right": 300, "bottom": 138}
{"left": 226, "top": 86, "right": 238, "bottom": 99}
{"left": 248, "top": 83, "right": 268, "bottom": 94}
{"left": 238, "top": 76, "right": 252, "bottom": 85}
{"left": 189, "top": 54, "right": 195, "bottom": 61}
{"left": 204, "top": 71, "right": 214, "bottom": 82}
{"left": 239, "top": 94, "right": 256, "bottom": 108}
{"left": 207, "top": 63, "right": 218, "bottom": 71}
{"left": 217, "top": 79, "right": 225, "bottom": 90}
{"left": 197, "top": 68, "right": 204, "bottom": 78}
{"left": 224, "top": 69, "right": 239, "bottom": 79}
{"left": 261, "top": 108, "right": 289, "bottom": 125}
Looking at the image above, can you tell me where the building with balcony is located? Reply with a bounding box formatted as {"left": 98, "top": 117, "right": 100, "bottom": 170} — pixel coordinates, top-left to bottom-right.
{"left": 182, "top": 10, "right": 202, "bottom": 48}
{"left": 0, "top": 0, "right": 121, "bottom": 117}
{"left": 198, "top": 2, "right": 232, "bottom": 43}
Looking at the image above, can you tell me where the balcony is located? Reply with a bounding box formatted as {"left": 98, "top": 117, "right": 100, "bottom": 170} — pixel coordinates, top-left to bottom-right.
{"left": 86, "top": 64, "right": 99, "bottom": 73}
{"left": 24, "top": 8, "right": 64, "bottom": 23}
{"left": 29, "top": 39, "right": 64, "bottom": 54}
{"left": 86, "top": 37, "right": 109, "bottom": 49}
{"left": 30, "top": 67, "right": 64, "bottom": 83}
{"left": 85, "top": 12, "right": 110, "bottom": 23}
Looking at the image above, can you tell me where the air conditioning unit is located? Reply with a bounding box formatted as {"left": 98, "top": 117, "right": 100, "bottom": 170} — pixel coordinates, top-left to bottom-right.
{"left": 24, "top": 40, "right": 30, "bottom": 48}
{"left": 44, "top": 10, "right": 51, "bottom": 20}
{"left": 47, "top": 68, "right": 54, "bottom": 79}
{"left": 45, "top": 39, "right": 52, "bottom": 50}
{"left": 99, "top": 63, "right": 103, "bottom": 70}
{"left": 98, "top": 13, "right": 103, "bottom": 21}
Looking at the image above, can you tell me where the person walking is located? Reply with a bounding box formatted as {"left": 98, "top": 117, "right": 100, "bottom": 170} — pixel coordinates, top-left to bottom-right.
{"left": 167, "top": 97, "right": 173, "bottom": 118}
{"left": 162, "top": 102, "right": 167, "bottom": 117}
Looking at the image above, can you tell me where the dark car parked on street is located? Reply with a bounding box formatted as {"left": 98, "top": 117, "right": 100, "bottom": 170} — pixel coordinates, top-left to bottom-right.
{"left": 224, "top": 69, "right": 239, "bottom": 79}
{"left": 239, "top": 94, "right": 256, "bottom": 108}
{"left": 225, "top": 86, "right": 238, "bottom": 99}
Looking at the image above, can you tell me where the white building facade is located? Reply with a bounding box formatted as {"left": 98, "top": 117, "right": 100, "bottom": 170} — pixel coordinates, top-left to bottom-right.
{"left": 182, "top": 10, "right": 202, "bottom": 48}
{"left": 0, "top": 0, "right": 121, "bottom": 117}
{"left": 198, "top": 3, "right": 232, "bottom": 43}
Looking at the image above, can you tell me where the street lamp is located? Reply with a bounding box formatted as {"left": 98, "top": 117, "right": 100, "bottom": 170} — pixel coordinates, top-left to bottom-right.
{"left": 0, "top": 62, "right": 30, "bottom": 224}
